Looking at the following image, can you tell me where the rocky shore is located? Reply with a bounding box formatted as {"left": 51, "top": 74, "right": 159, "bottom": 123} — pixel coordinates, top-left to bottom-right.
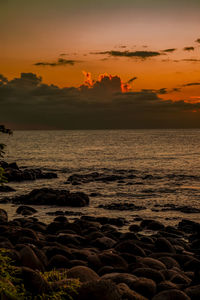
{"left": 0, "top": 207, "right": 200, "bottom": 299}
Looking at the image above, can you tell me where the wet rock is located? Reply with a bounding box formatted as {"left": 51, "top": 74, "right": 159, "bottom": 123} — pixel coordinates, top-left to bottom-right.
{"left": 8, "top": 188, "right": 90, "bottom": 207}
{"left": 152, "top": 289, "right": 190, "bottom": 300}
{"left": 98, "top": 202, "right": 145, "bottom": 211}
{"left": 76, "top": 279, "right": 121, "bottom": 300}
{"left": 0, "top": 209, "right": 8, "bottom": 223}
{"left": 16, "top": 205, "right": 37, "bottom": 216}
{"left": 140, "top": 219, "right": 165, "bottom": 231}
{"left": 0, "top": 185, "right": 15, "bottom": 192}
{"left": 67, "top": 266, "right": 99, "bottom": 283}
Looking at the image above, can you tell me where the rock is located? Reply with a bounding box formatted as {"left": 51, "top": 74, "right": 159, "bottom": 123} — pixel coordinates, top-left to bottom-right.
{"left": 0, "top": 209, "right": 8, "bottom": 223}
{"left": 152, "top": 289, "right": 190, "bottom": 300}
{"left": 48, "top": 254, "right": 70, "bottom": 270}
{"left": 101, "top": 272, "right": 137, "bottom": 287}
{"left": 77, "top": 279, "right": 121, "bottom": 300}
{"left": 98, "top": 202, "right": 145, "bottom": 211}
{"left": 19, "top": 246, "right": 44, "bottom": 271}
{"left": 157, "top": 281, "right": 179, "bottom": 293}
{"left": 0, "top": 185, "right": 15, "bottom": 192}
{"left": 131, "top": 277, "right": 157, "bottom": 298}
{"left": 117, "top": 282, "right": 148, "bottom": 300}
{"left": 158, "top": 256, "right": 180, "bottom": 269}
{"left": 99, "top": 252, "right": 128, "bottom": 271}
{"left": 16, "top": 205, "right": 37, "bottom": 216}
{"left": 132, "top": 268, "right": 165, "bottom": 283}
{"left": 184, "top": 284, "right": 200, "bottom": 299}
{"left": 155, "top": 238, "right": 175, "bottom": 253}
{"left": 140, "top": 219, "right": 165, "bottom": 231}
{"left": 67, "top": 266, "right": 100, "bottom": 283}
{"left": 7, "top": 188, "right": 89, "bottom": 207}
{"left": 139, "top": 257, "right": 167, "bottom": 271}
{"left": 91, "top": 237, "right": 116, "bottom": 250}
{"left": 21, "top": 267, "right": 50, "bottom": 295}
{"left": 115, "top": 240, "right": 146, "bottom": 257}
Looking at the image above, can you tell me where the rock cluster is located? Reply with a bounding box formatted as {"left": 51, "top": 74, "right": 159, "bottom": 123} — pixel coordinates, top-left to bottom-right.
{"left": 0, "top": 161, "right": 57, "bottom": 182}
{"left": 0, "top": 207, "right": 200, "bottom": 299}
{"left": 1, "top": 188, "right": 90, "bottom": 207}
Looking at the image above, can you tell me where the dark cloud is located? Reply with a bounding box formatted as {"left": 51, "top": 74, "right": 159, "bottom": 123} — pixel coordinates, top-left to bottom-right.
{"left": 127, "top": 77, "right": 138, "bottom": 84}
{"left": 34, "top": 58, "right": 80, "bottom": 67}
{"left": 0, "top": 74, "right": 8, "bottom": 85}
{"left": 1, "top": 72, "right": 200, "bottom": 130}
{"left": 182, "top": 82, "right": 200, "bottom": 87}
{"left": 93, "top": 50, "right": 162, "bottom": 59}
{"left": 183, "top": 47, "right": 195, "bottom": 51}
{"left": 162, "top": 48, "right": 177, "bottom": 53}
{"left": 182, "top": 59, "right": 200, "bottom": 62}
{"left": 195, "top": 38, "right": 200, "bottom": 43}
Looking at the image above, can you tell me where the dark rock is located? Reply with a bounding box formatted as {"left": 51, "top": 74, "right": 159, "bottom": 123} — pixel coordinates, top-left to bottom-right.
{"left": 16, "top": 205, "right": 37, "bottom": 216}
{"left": 158, "top": 256, "right": 180, "bottom": 269}
{"left": 152, "top": 289, "right": 190, "bottom": 300}
{"left": 132, "top": 268, "right": 165, "bottom": 283}
{"left": 91, "top": 237, "right": 116, "bottom": 250}
{"left": 99, "top": 252, "right": 128, "bottom": 271}
{"left": 67, "top": 266, "right": 99, "bottom": 283}
{"left": 117, "top": 282, "right": 148, "bottom": 300}
{"left": 0, "top": 209, "right": 8, "bottom": 223}
{"left": 101, "top": 272, "right": 137, "bottom": 287}
{"left": 184, "top": 284, "right": 200, "bottom": 299}
{"left": 131, "top": 277, "right": 157, "bottom": 298}
{"left": 21, "top": 267, "right": 50, "bottom": 295}
{"left": 19, "top": 246, "right": 44, "bottom": 271}
{"left": 0, "top": 185, "right": 15, "bottom": 192}
{"left": 48, "top": 254, "right": 70, "bottom": 270}
{"left": 155, "top": 238, "right": 175, "bottom": 253}
{"left": 98, "top": 202, "right": 145, "bottom": 211}
{"left": 139, "top": 257, "right": 167, "bottom": 270}
{"left": 115, "top": 240, "right": 146, "bottom": 257}
{"left": 140, "top": 219, "right": 165, "bottom": 230}
{"left": 157, "top": 281, "right": 179, "bottom": 293}
{"left": 7, "top": 188, "right": 90, "bottom": 207}
{"left": 76, "top": 279, "right": 121, "bottom": 300}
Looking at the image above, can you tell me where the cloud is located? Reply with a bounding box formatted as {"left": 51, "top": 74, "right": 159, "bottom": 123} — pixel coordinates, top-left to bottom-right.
{"left": 183, "top": 47, "right": 195, "bottom": 51}
{"left": 162, "top": 48, "right": 176, "bottom": 53}
{"left": 182, "top": 82, "right": 200, "bottom": 87}
{"left": 93, "top": 50, "right": 162, "bottom": 59}
{"left": 1, "top": 72, "right": 200, "bottom": 130}
{"left": 34, "top": 58, "right": 80, "bottom": 67}
{"left": 195, "top": 38, "right": 200, "bottom": 43}
{"left": 181, "top": 59, "right": 200, "bottom": 62}
{"left": 127, "top": 76, "right": 138, "bottom": 84}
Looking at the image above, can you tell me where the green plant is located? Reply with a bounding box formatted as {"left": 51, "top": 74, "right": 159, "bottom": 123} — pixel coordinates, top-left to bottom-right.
{"left": 0, "top": 249, "right": 80, "bottom": 299}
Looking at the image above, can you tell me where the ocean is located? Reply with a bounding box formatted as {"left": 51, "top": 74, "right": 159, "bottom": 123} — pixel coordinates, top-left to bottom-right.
{"left": 1, "top": 129, "right": 200, "bottom": 227}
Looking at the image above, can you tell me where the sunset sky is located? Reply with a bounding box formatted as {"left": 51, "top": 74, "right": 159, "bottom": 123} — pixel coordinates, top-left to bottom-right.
{"left": 0, "top": 0, "right": 200, "bottom": 129}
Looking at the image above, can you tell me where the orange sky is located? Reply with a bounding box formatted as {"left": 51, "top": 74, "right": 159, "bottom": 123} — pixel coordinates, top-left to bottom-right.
{"left": 1, "top": 0, "right": 200, "bottom": 103}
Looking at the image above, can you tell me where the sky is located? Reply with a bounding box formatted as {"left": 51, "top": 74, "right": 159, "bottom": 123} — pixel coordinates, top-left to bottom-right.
{"left": 0, "top": 0, "right": 200, "bottom": 129}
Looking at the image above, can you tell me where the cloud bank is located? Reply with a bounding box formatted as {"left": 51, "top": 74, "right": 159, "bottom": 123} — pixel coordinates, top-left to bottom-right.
{"left": 93, "top": 50, "right": 162, "bottom": 59}
{"left": 34, "top": 58, "right": 80, "bottom": 67}
{"left": 0, "top": 72, "right": 200, "bottom": 129}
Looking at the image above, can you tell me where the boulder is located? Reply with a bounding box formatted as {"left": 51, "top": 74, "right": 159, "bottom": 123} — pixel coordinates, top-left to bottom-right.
{"left": 117, "top": 282, "right": 148, "bottom": 300}
{"left": 16, "top": 205, "right": 37, "bottom": 216}
{"left": 67, "top": 266, "right": 99, "bottom": 283}
{"left": 21, "top": 267, "right": 50, "bottom": 295}
{"left": 8, "top": 188, "right": 89, "bottom": 207}
{"left": 76, "top": 279, "right": 121, "bottom": 300}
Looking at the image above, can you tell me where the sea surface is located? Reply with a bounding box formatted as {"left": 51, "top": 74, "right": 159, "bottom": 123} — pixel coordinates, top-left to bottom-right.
{"left": 1, "top": 129, "right": 200, "bottom": 227}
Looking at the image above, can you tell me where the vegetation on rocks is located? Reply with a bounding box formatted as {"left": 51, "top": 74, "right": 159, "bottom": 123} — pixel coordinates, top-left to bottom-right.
{"left": 0, "top": 249, "right": 80, "bottom": 299}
